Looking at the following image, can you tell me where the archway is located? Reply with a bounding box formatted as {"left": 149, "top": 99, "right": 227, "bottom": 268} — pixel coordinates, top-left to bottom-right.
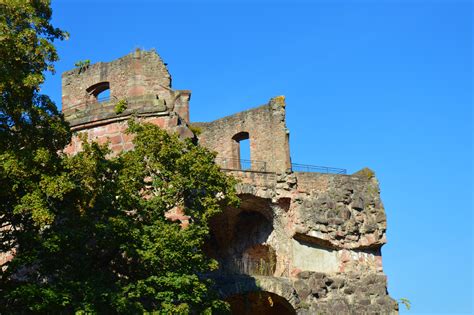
{"left": 204, "top": 195, "right": 277, "bottom": 276}
{"left": 226, "top": 291, "right": 296, "bottom": 315}
{"left": 86, "top": 81, "right": 110, "bottom": 102}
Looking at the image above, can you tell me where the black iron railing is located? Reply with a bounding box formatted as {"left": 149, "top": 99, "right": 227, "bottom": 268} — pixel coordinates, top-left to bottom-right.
{"left": 290, "top": 163, "right": 347, "bottom": 174}
{"left": 214, "top": 157, "right": 347, "bottom": 175}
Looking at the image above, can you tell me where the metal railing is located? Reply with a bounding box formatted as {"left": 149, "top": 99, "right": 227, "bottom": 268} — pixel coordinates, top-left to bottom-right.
{"left": 214, "top": 157, "right": 267, "bottom": 172}
{"left": 290, "top": 163, "right": 347, "bottom": 174}
{"left": 214, "top": 157, "right": 347, "bottom": 175}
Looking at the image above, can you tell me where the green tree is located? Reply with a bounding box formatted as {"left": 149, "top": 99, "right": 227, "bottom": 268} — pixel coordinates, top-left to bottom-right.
{"left": 0, "top": 0, "right": 70, "bottom": 264}
{"left": 2, "top": 123, "right": 238, "bottom": 313}
{"left": 112, "top": 122, "right": 238, "bottom": 313}
{"left": 0, "top": 1, "right": 74, "bottom": 311}
{"left": 0, "top": 1, "right": 238, "bottom": 313}
{"left": 0, "top": 0, "right": 70, "bottom": 151}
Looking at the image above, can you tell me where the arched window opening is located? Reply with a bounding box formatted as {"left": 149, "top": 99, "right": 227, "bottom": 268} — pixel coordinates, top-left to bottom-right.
{"left": 86, "top": 82, "right": 110, "bottom": 103}
{"left": 96, "top": 88, "right": 110, "bottom": 102}
{"left": 232, "top": 131, "right": 250, "bottom": 170}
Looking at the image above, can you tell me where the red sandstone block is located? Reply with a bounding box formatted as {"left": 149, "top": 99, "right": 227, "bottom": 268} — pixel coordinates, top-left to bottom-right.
{"left": 132, "top": 60, "right": 143, "bottom": 72}
{"left": 180, "top": 220, "right": 190, "bottom": 229}
{"left": 95, "top": 136, "right": 109, "bottom": 145}
{"left": 375, "top": 256, "right": 383, "bottom": 269}
{"left": 122, "top": 132, "right": 135, "bottom": 143}
{"left": 168, "top": 116, "right": 178, "bottom": 127}
{"left": 111, "top": 144, "right": 123, "bottom": 154}
{"left": 64, "top": 143, "right": 75, "bottom": 155}
{"left": 92, "top": 126, "right": 107, "bottom": 137}
{"left": 106, "top": 123, "right": 121, "bottom": 133}
{"left": 146, "top": 117, "right": 166, "bottom": 128}
{"left": 107, "top": 134, "right": 123, "bottom": 145}
{"left": 128, "top": 86, "right": 145, "bottom": 97}
{"left": 123, "top": 142, "right": 135, "bottom": 151}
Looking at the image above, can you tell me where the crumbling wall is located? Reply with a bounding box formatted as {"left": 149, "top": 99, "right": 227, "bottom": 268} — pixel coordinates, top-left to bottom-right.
{"left": 194, "top": 96, "right": 291, "bottom": 173}
{"left": 57, "top": 50, "right": 397, "bottom": 314}
{"left": 213, "top": 272, "right": 397, "bottom": 314}
{"left": 63, "top": 115, "right": 192, "bottom": 155}
{"left": 62, "top": 49, "right": 193, "bottom": 155}
{"left": 62, "top": 49, "right": 190, "bottom": 128}
{"left": 205, "top": 169, "right": 397, "bottom": 314}
{"left": 62, "top": 49, "right": 171, "bottom": 106}
{"left": 212, "top": 169, "right": 388, "bottom": 275}
{"left": 291, "top": 169, "right": 387, "bottom": 251}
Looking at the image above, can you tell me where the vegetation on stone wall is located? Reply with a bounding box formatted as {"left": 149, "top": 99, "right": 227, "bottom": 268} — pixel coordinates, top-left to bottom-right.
{"left": 399, "top": 298, "right": 411, "bottom": 310}
{"left": 74, "top": 59, "right": 91, "bottom": 72}
{"left": 0, "top": 1, "right": 238, "bottom": 313}
{"left": 114, "top": 98, "right": 128, "bottom": 114}
{"left": 354, "top": 167, "right": 375, "bottom": 180}
{"left": 189, "top": 124, "right": 202, "bottom": 136}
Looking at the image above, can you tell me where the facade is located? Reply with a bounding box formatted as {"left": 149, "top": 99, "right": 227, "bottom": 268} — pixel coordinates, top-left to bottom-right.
{"left": 62, "top": 49, "right": 398, "bottom": 314}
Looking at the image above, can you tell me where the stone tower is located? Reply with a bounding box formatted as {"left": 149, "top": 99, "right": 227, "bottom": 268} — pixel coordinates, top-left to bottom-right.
{"left": 61, "top": 49, "right": 398, "bottom": 314}
{"left": 62, "top": 49, "right": 193, "bottom": 155}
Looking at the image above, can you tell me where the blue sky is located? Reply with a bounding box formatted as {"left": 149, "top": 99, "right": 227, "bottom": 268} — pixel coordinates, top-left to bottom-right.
{"left": 43, "top": 1, "right": 472, "bottom": 313}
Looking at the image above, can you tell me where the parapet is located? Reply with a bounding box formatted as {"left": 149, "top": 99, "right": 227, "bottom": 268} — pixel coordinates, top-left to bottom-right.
{"left": 194, "top": 96, "right": 291, "bottom": 173}
{"left": 62, "top": 49, "right": 191, "bottom": 130}
{"left": 61, "top": 49, "right": 193, "bottom": 155}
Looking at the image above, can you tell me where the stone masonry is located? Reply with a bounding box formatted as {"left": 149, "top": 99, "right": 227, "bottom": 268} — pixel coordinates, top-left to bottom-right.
{"left": 193, "top": 96, "right": 291, "bottom": 173}
{"left": 60, "top": 49, "right": 398, "bottom": 314}
{"left": 62, "top": 49, "right": 192, "bottom": 155}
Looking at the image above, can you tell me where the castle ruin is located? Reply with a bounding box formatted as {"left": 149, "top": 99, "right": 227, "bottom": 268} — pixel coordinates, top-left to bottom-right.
{"left": 62, "top": 49, "right": 398, "bottom": 314}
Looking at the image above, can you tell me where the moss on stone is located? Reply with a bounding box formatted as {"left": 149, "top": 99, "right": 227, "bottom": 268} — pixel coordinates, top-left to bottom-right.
{"left": 114, "top": 99, "right": 128, "bottom": 115}
{"left": 354, "top": 167, "right": 375, "bottom": 180}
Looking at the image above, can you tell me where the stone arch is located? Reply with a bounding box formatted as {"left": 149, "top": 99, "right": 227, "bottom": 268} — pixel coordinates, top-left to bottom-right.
{"left": 204, "top": 194, "right": 277, "bottom": 276}
{"left": 86, "top": 81, "right": 110, "bottom": 102}
{"left": 226, "top": 291, "right": 296, "bottom": 315}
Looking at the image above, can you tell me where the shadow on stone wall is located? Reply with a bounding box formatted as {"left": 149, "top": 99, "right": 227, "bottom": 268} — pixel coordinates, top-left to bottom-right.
{"left": 204, "top": 194, "right": 278, "bottom": 277}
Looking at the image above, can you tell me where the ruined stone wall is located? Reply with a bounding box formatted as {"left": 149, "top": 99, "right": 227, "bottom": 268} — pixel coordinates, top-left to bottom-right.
{"left": 214, "top": 272, "right": 397, "bottom": 314}
{"left": 62, "top": 49, "right": 190, "bottom": 128}
{"left": 62, "top": 50, "right": 193, "bottom": 155}
{"left": 213, "top": 170, "right": 387, "bottom": 275}
{"left": 56, "top": 50, "right": 397, "bottom": 314}
{"left": 63, "top": 115, "right": 190, "bottom": 155}
{"left": 194, "top": 96, "right": 291, "bottom": 173}
{"left": 62, "top": 49, "right": 171, "bottom": 105}
{"left": 208, "top": 169, "right": 397, "bottom": 313}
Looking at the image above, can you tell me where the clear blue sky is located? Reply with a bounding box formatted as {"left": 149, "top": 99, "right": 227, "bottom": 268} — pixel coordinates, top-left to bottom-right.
{"left": 43, "top": 1, "right": 472, "bottom": 313}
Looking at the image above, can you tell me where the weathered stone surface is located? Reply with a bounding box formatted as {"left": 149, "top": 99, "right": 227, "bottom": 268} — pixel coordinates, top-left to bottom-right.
{"left": 193, "top": 96, "right": 291, "bottom": 174}
{"left": 210, "top": 272, "right": 397, "bottom": 314}
{"left": 62, "top": 50, "right": 194, "bottom": 155}
{"left": 57, "top": 50, "right": 397, "bottom": 314}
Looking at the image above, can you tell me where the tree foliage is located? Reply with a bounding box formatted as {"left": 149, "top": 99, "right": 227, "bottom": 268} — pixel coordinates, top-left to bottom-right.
{"left": 0, "top": 1, "right": 238, "bottom": 313}
{"left": 0, "top": 0, "right": 70, "bottom": 151}
{"left": 2, "top": 123, "right": 238, "bottom": 313}
{"left": 0, "top": 0, "right": 71, "bottom": 264}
